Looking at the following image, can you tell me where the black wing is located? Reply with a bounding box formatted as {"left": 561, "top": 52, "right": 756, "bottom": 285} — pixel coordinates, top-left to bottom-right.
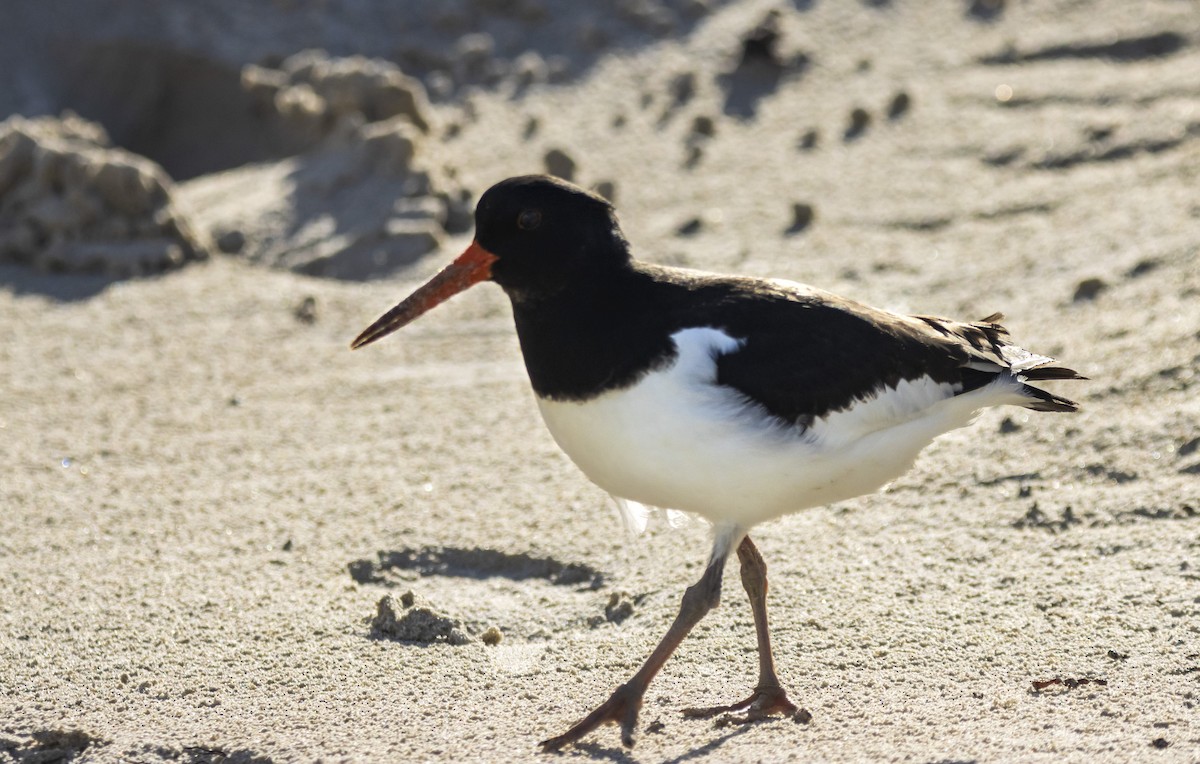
{"left": 666, "top": 277, "right": 1082, "bottom": 425}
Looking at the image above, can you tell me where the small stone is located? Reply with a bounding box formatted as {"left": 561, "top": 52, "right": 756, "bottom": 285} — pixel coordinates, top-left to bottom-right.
{"left": 998, "top": 416, "right": 1021, "bottom": 434}
{"left": 966, "top": 0, "right": 1005, "bottom": 21}
{"left": 1072, "top": 277, "right": 1107, "bottom": 302}
{"left": 798, "top": 129, "right": 819, "bottom": 150}
{"left": 786, "top": 202, "right": 815, "bottom": 234}
{"left": 676, "top": 217, "right": 702, "bottom": 236}
{"left": 293, "top": 295, "right": 318, "bottom": 324}
{"left": 216, "top": 229, "right": 246, "bottom": 254}
{"left": 690, "top": 115, "right": 716, "bottom": 138}
{"left": 794, "top": 708, "right": 814, "bottom": 724}
{"left": 886, "top": 91, "right": 911, "bottom": 120}
{"left": 844, "top": 108, "right": 871, "bottom": 141}
{"left": 667, "top": 72, "right": 696, "bottom": 109}
{"left": 523, "top": 116, "right": 540, "bottom": 140}
{"left": 481, "top": 626, "right": 503, "bottom": 646}
{"left": 1126, "top": 259, "right": 1160, "bottom": 278}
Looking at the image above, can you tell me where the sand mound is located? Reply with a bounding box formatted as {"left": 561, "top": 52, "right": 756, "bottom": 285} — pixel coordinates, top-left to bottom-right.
{"left": 242, "top": 50, "right": 433, "bottom": 145}
{"left": 0, "top": 113, "right": 207, "bottom": 277}
{"left": 179, "top": 116, "right": 469, "bottom": 280}
{"left": 370, "top": 591, "right": 473, "bottom": 646}
{"left": 173, "top": 52, "right": 470, "bottom": 281}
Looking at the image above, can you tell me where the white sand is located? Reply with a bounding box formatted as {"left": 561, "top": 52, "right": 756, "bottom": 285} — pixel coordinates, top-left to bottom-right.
{"left": 2, "top": 1, "right": 1199, "bottom": 761}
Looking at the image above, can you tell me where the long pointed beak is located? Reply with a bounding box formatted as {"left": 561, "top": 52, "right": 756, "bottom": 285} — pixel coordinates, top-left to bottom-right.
{"left": 350, "top": 240, "right": 498, "bottom": 349}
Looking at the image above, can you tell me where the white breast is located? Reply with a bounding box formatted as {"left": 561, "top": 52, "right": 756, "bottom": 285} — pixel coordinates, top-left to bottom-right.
{"left": 536, "top": 327, "right": 1024, "bottom": 529}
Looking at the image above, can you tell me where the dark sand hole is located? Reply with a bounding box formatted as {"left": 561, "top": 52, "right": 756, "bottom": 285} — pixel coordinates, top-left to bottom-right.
{"left": 719, "top": 11, "right": 809, "bottom": 119}
{"left": 349, "top": 546, "right": 606, "bottom": 589}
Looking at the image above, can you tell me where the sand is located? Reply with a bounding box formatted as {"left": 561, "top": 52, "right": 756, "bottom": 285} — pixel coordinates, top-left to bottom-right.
{"left": 2, "top": 1, "right": 1199, "bottom": 761}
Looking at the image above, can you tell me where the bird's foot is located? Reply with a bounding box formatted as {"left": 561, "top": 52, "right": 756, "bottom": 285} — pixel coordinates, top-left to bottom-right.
{"left": 681, "top": 684, "right": 799, "bottom": 725}
{"left": 540, "top": 682, "right": 644, "bottom": 752}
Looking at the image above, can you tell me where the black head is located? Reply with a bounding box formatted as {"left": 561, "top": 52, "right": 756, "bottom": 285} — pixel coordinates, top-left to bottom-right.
{"left": 350, "top": 175, "right": 631, "bottom": 349}
{"left": 475, "top": 175, "right": 631, "bottom": 301}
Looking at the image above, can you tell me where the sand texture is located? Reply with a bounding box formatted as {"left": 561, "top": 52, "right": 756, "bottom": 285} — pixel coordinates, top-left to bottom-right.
{"left": 2, "top": 1, "right": 1199, "bottom": 761}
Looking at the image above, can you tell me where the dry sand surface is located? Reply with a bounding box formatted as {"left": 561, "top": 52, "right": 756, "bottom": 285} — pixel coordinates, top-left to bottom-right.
{"left": 3, "top": 1, "right": 1200, "bottom": 761}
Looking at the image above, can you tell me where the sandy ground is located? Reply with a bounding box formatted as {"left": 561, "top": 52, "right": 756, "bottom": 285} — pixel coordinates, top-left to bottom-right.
{"left": 3, "top": 1, "right": 1200, "bottom": 761}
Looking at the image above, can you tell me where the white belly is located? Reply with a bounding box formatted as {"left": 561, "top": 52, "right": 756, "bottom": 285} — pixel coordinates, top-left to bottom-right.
{"left": 535, "top": 327, "right": 1023, "bottom": 529}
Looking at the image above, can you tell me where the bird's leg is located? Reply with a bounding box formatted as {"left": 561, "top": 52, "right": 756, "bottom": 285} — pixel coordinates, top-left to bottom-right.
{"left": 540, "top": 527, "right": 741, "bottom": 751}
{"left": 682, "top": 535, "right": 799, "bottom": 722}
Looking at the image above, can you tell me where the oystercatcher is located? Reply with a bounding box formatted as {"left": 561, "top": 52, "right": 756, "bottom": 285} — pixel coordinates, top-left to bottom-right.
{"left": 351, "top": 175, "right": 1084, "bottom": 750}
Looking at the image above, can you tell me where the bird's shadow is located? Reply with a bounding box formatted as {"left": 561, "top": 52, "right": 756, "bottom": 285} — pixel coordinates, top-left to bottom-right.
{"left": 557, "top": 720, "right": 756, "bottom": 763}
{"left": 661, "top": 722, "right": 755, "bottom": 764}
{"left": 564, "top": 742, "right": 637, "bottom": 763}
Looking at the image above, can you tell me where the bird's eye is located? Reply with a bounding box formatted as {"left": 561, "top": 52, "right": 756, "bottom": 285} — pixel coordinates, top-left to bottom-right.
{"left": 517, "top": 209, "right": 542, "bottom": 231}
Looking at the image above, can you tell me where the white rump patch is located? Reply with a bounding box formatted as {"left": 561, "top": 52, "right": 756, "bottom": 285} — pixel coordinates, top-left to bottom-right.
{"left": 808, "top": 375, "right": 959, "bottom": 449}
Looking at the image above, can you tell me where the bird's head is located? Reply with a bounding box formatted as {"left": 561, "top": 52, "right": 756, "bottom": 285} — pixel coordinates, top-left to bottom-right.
{"left": 351, "top": 174, "right": 627, "bottom": 349}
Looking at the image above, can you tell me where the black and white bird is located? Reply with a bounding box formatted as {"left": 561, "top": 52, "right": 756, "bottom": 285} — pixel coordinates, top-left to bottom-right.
{"left": 351, "top": 175, "right": 1084, "bottom": 751}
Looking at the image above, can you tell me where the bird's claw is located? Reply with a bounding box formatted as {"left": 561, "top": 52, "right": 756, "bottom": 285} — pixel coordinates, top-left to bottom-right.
{"left": 682, "top": 684, "right": 798, "bottom": 724}
{"left": 540, "top": 683, "right": 643, "bottom": 752}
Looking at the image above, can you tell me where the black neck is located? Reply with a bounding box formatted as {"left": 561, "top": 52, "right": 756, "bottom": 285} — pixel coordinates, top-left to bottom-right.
{"left": 507, "top": 264, "right": 680, "bottom": 401}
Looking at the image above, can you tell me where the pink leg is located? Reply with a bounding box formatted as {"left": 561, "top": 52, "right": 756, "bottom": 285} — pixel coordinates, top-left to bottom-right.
{"left": 540, "top": 532, "right": 736, "bottom": 750}
{"left": 682, "top": 535, "right": 799, "bottom": 722}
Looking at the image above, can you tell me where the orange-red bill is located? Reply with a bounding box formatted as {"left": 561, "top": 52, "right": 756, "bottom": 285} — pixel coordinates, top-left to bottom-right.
{"left": 350, "top": 240, "right": 498, "bottom": 349}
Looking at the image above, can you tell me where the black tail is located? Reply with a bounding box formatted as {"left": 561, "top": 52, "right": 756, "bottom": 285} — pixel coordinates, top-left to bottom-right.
{"left": 1022, "top": 365, "right": 1086, "bottom": 382}
{"left": 974, "top": 313, "right": 1087, "bottom": 413}
{"left": 1019, "top": 364, "right": 1087, "bottom": 412}
{"left": 1021, "top": 384, "right": 1080, "bottom": 412}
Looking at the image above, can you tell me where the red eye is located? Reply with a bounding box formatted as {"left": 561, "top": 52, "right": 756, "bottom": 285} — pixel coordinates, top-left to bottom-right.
{"left": 517, "top": 209, "right": 542, "bottom": 230}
